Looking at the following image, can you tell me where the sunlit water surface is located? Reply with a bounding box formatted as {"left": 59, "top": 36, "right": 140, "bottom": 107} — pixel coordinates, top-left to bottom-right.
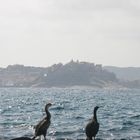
{"left": 0, "top": 88, "right": 140, "bottom": 140}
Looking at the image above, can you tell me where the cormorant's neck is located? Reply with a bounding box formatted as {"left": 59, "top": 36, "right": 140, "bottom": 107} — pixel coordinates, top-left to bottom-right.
{"left": 46, "top": 109, "right": 51, "bottom": 120}
{"left": 93, "top": 109, "right": 98, "bottom": 122}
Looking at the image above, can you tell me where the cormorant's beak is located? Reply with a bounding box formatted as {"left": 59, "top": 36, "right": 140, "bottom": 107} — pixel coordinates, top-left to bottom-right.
{"left": 96, "top": 106, "right": 100, "bottom": 109}
{"left": 48, "top": 103, "right": 52, "bottom": 107}
{"left": 45, "top": 103, "right": 53, "bottom": 110}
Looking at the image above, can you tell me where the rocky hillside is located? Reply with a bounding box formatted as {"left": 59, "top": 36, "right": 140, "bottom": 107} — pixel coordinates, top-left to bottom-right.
{"left": 104, "top": 66, "right": 140, "bottom": 81}
{"left": 35, "top": 61, "right": 118, "bottom": 87}
{"left": 0, "top": 61, "right": 118, "bottom": 88}
{"left": 0, "top": 65, "right": 47, "bottom": 87}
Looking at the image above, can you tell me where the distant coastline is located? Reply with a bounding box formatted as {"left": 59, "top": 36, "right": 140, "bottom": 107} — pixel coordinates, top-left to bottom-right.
{"left": 0, "top": 60, "right": 140, "bottom": 88}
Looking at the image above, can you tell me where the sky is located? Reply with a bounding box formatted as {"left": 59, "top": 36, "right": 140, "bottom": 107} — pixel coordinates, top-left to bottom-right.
{"left": 0, "top": 0, "right": 140, "bottom": 68}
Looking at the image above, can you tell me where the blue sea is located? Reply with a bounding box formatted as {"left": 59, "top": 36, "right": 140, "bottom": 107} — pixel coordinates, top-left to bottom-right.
{"left": 0, "top": 88, "right": 140, "bottom": 140}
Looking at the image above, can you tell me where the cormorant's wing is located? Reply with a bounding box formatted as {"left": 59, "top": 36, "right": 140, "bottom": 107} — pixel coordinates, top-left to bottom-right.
{"left": 35, "top": 118, "right": 47, "bottom": 134}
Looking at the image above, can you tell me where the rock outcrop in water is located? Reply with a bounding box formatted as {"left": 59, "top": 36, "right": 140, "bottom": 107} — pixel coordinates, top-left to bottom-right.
{"left": 0, "top": 60, "right": 132, "bottom": 88}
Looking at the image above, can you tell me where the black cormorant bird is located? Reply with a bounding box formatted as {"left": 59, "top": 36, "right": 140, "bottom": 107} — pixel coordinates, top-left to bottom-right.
{"left": 33, "top": 103, "right": 52, "bottom": 140}
{"left": 85, "top": 106, "right": 99, "bottom": 140}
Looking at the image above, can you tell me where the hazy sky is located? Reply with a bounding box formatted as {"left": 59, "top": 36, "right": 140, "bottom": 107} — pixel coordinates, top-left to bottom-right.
{"left": 0, "top": 0, "right": 140, "bottom": 67}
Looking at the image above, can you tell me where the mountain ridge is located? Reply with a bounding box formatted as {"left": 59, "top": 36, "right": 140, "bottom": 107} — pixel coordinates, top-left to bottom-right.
{"left": 0, "top": 61, "right": 140, "bottom": 88}
{"left": 104, "top": 66, "right": 140, "bottom": 81}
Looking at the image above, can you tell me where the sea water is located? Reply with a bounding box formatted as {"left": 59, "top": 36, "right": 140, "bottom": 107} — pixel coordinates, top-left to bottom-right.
{"left": 0, "top": 88, "right": 140, "bottom": 140}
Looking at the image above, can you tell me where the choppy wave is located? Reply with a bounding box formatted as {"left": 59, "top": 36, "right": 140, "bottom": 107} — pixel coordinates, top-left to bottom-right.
{"left": 0, "top": 88, "right": 140, "bottom": 140}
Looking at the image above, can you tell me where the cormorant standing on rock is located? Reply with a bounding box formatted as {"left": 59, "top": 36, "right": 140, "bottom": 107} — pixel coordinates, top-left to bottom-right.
{"left": 33, "top": 103, "right": 52, "bottom": 140}
{"left": 85, "top": 106, "right": 99, "bottom": 140}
